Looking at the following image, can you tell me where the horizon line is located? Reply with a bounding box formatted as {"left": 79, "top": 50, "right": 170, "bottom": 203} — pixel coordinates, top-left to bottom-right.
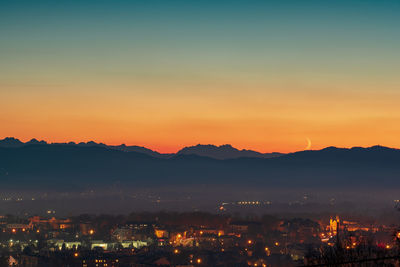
{"left": 0, "top": 136, "right": 393, "bottom": 155}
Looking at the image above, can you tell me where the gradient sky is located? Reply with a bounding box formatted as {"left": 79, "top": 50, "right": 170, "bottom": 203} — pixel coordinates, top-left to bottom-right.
{"left": 1, "top": 0, "right": 400, "bottom": 152}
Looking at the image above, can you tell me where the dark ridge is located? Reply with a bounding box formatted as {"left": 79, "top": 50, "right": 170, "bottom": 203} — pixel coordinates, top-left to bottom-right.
{"left": 0, "top": 140, "right": 400, "bottom": 190}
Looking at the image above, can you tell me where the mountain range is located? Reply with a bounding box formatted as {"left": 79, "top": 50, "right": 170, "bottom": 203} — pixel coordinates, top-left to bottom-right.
{"left": 0, "top": 137, "right": 399, "bottom": 190}
{"left": 0, "top": 137, "right": 283, "bottom": 159}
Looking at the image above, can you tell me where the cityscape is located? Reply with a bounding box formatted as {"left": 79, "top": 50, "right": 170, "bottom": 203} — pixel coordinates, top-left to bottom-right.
{"left": 0, "top": 181, "right": 400, "bottom": 266}
{"left": 1, "top": 209, "right": 400, "bottom": 266}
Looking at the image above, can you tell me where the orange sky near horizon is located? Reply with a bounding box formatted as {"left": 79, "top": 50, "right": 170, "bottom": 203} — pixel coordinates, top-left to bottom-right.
{"left": 2, "top": 78, "right": 400, "bottom": 153}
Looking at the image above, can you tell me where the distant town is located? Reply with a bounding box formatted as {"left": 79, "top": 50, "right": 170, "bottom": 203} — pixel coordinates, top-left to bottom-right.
{"left": 0, "top": 209, "right": 400, "bottom": 266}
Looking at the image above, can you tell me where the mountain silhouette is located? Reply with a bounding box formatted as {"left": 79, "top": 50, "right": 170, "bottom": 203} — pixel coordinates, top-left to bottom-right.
{"left": 0, "top": 138, "right": 279, "bottom": 159}
{"left": 0, "top": 137, "right": 25, "bottom": 147}
{"left": 0, "top": 138, "right": 399, "bottom": 190}
{"left": 177, "top": 144, "right": 282, "bottom": 159}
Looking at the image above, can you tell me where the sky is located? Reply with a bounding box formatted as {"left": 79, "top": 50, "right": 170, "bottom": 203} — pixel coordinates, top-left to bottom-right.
{"left": 1, "top": 0, "right": 400, "bottom": 153}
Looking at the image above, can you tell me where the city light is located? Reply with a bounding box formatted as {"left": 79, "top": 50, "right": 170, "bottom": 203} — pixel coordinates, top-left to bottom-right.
{"left": 0, "top": 212, "right": 397, "bottom": 265}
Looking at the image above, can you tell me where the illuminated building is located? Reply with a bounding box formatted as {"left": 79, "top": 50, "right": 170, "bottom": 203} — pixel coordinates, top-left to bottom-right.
{"left": 29, "top": 216, "right": 72, "bottom": 230}
{"left": 154, "top": 228, "right": 168, "bottom": 238}
{"left": 329, "top": 216, "right": 340, "bottom": 235}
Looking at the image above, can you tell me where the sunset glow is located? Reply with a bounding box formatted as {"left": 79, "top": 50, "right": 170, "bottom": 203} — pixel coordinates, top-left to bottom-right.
{"left": 1, "top": 0, "right": 400, "bottom": 153}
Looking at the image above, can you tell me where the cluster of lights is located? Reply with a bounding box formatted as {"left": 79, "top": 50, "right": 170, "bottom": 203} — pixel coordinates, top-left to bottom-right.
{"left": 189, "top": 257, "right": 202, "bottom": 265}
{"left": 238, "top": 201, "right": 260, "bottom": 205}
{"left": 236, "top": 201, "right": 272, "bottom": 205}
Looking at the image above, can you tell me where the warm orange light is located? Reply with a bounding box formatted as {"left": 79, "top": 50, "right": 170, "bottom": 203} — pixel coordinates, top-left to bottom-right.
{"left": 12, "top": 229, "right": 16, "bottom": 233}
{"left": 275, "top": 242, "right": 279, "bottom": 246}
{"left": 247, "top": 240, "right": 252, "bottom": 244}
{"left": 386, "top": 244, "right": 391, "bottom": 249}
{"left": 174, "top": 249, "right": 179, "bottom": 254}
{"left": 177, "top": 234, "right": 182, "bottom": 238}
{"left": 74, "top": 253, "right": 79, "bottom": 257}
{"left": 197, "top": 258, "right": 202, "bottom": 264}
{"left": 89, "top": 229, "right": 94, "bottom": 235}
{"left": 155, "top": 229, "right": 166, "bottom": 238}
